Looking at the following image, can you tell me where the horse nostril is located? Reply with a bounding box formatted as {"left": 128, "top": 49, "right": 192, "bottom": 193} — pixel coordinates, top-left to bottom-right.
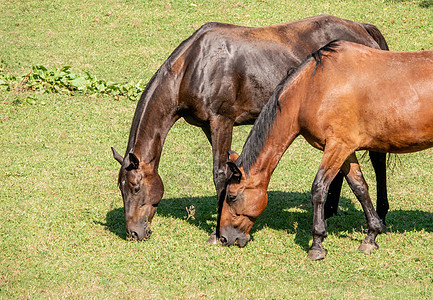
{"left": 129, "top": 230, "right": 139, "bottom": 240}
{"left": 220, "top": 236, "right": 228, "bottom": 244}
{"left": 143, "top": 229, "right": 152, "bottom": 240}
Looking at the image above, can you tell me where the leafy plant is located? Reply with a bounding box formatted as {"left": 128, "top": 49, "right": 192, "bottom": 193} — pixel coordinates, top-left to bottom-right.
{"left": 0, "top": 62, "right": 145, "bottom": 100}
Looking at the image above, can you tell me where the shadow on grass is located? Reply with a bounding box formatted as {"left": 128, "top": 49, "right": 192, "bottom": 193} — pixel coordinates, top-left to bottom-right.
{"left": 385, "top": 0, "right": 432, "bottom": 8}
{"left": 103, "top": 191, "right": 433, "bottom": 251}
{"left": 420, "top": 0, "right": 433, "bottom": 7}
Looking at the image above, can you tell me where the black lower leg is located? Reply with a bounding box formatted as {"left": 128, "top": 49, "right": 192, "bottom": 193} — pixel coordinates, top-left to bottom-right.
{"left": 369, "top": 151, "right": 389, "bottom": 224}
{"left": 308, "top": 172, "right": 329, "bottom": 260}
{"left": 324, "top": 171, "right": 344, "bottom": 219}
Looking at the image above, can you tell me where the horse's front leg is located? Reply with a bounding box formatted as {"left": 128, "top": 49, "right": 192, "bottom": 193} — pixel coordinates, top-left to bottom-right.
{"left": 325, "top": 151, "right": 389, "bottom": 224}
{"left": 324, "top": 171, "right": 344, "bottom": 219}
{"left": 342, "top": 153, "right": 382, "bottom": 253}
{"left": 309, "top": 168, "right": 333, "bottom": 260}
{"left": 202, "top": 116, "right": 234, "bottom": 244}
{"left": 308, "top": 144, "right": 354, "bottom": 260}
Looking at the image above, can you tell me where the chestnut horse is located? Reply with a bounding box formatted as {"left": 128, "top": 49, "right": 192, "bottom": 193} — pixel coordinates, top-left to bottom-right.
{"left": 111, "top": 15, "right": 390, "bottom": 242}
{"left": 219, "top": 40, "right": 433, "bottom": 260}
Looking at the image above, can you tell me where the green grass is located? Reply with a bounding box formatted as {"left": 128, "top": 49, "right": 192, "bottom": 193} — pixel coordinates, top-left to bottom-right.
{"left": 1, "top": 0, "right": 433, "bottom": 298}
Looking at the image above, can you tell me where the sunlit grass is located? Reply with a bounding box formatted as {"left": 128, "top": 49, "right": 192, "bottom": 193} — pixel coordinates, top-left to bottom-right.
{"left": 1, "top": 0, "right": 433, "bottom": 298}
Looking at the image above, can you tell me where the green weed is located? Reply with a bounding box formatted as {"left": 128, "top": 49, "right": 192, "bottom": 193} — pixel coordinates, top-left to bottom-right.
{"left": 1, "top": 63, "right": 144, "bottom": 100}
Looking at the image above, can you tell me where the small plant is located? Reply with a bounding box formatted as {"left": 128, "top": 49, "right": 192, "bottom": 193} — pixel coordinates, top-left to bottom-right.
{"left": 185, "top": 205, "right": 196, "bottom": 221}
{"left": 0, "top": 62, "right": 145, "bottom": 100}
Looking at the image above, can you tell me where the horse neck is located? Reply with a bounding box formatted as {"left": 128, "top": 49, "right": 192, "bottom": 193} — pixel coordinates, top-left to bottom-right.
{"left": 250, "top": 119, "right": 299, "bottom": 189}
{"left": 243, "top": 81, "right": 304, "bottom": 190}
{"left": 127, "top": 74, "right": 180, "bottom": 170}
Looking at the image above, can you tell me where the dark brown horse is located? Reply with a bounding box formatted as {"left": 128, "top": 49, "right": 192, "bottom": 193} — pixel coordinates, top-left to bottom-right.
{"left": 219, "top": 40, "right": 433, "bottom": 260}
{"left": 111, "top": 15, "right": 390, "bottom": 242}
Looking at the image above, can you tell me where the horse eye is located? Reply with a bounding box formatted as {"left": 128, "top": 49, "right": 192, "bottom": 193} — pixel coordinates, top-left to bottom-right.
{"left": 228, "top": 194, "right": 237, "bottom": 202}
{"left": 132, "top": 186, "right": 141, "bottom": 194}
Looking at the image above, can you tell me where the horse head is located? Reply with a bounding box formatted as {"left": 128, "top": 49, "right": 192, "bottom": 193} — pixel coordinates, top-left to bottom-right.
{"left": 112, "top": 147, "right": 164, "bottom": 241}
{"left": 218, "top": 151, "right": 268, "bottom": 247}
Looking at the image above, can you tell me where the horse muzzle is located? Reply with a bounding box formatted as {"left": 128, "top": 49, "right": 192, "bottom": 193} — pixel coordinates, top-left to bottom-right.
{"left": 126, "top": 223, "right": 152, "bottom": 241}
{"left": 219, "top": 225, "right": 251, "bottom": 247}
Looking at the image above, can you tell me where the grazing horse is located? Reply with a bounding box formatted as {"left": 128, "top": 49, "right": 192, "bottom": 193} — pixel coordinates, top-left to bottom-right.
{"left": 111, "top": 15, "right": 390, "bottom": 242}
{"left": 219, "top": 40, "right": 433, "bottom": 260}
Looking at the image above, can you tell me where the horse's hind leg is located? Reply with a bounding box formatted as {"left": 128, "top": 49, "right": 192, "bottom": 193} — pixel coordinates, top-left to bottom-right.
{"left": 342, "top": 153, "right": 383, "bottom": 253}
{"left": 369, "top": 151, "right": 389, "bottom": 225}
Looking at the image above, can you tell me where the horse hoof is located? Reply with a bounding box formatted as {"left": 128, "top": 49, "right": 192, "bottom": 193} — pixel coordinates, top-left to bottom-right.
{"left": 307, "top": 248, "right": 327, "bottom": 261}
{"left": 206, "top": 233, "right": 218, "bottom": 245}
{"left": 380, "top": 221, "right": 387, "bottom": 233}
{"left": 358, "top": 241, "right": 379, "bottom": 253}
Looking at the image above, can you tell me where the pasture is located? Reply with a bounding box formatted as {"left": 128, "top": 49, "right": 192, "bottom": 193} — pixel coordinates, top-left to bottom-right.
{"left": 1, "top": 0, "right": 433, "bottom": 298}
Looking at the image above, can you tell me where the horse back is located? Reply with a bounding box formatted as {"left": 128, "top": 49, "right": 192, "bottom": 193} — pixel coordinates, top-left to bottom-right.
{"left": 300, "top": 41, "right": 433, "bottom": 153}
{"left": 173, "top": 16, "right": 386, "bottom": 125}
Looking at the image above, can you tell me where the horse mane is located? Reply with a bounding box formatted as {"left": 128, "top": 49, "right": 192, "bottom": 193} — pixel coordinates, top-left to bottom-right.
{"left": 237, "top": 41, "right": 341, "bottom": 174}
{"left": 311, "top": 40, "right": 339, "bottom": 74}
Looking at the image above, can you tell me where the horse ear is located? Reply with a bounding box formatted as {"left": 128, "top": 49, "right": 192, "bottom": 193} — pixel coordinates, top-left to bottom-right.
{"left": 228, "top": 150, "right": 239, "bottom": 162}
{"left": 227, "top": 161, "right": 242, "bottom": 178}
{"left": 111, "top": 147, "right": 124, "bottom": 164}
{"left": 126, "top": 153, "right": 140, "bottom": 171}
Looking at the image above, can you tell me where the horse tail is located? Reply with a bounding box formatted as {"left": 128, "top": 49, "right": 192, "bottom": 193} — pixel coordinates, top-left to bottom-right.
{"left": 361, "top": 23, "right": 389, "bottom": 51}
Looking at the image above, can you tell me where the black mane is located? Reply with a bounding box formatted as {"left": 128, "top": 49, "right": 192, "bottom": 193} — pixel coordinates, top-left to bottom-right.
{"left": 312, "top": 40, "right": 339, "bottom": 74}
{"left": 236, "top": 41, "right": 340, "bottom": 174}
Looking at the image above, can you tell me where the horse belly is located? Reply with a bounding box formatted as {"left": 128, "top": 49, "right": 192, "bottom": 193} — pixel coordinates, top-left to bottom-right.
{"left": 364, "top": 131, "right": 433, "bottom": 153}
{"left": 362, "top": 86, "right": 433, "bottom": 154}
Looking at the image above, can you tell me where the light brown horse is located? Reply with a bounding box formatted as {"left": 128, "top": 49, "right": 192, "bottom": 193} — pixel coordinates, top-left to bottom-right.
{"left": 219, "top": 40, "right": 433, "bottom": 260}
{"left": 112, "top": 15, "right": 390, "bottom": 242}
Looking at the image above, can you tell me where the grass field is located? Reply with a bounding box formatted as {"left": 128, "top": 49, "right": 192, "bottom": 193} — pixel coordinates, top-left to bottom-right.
{"left": 1, "top": 0, "right": 433, "bottom": 298}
